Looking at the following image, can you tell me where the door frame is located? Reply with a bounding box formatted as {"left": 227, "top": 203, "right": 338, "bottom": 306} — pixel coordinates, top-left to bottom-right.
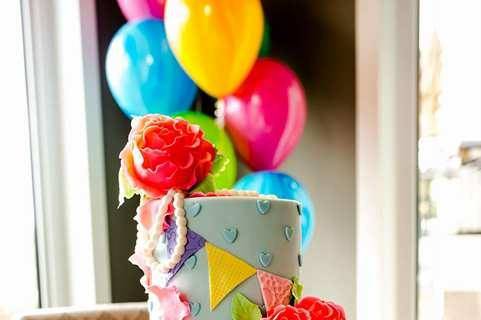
{"left": 356, "top": 0, "right": 419, "bottom": 319}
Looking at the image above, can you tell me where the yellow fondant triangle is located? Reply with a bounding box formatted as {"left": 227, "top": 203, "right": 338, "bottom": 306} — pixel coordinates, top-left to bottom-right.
{"left": 205, "top": 242, "right": 256, "bottom": 310}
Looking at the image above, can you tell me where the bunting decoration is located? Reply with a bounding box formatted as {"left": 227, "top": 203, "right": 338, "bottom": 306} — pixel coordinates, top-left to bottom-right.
{"left": 205, "top": 242, "right": 257, "bottom": 310}
{"left": 256, "top": 270, "right": 293, "bottom": 315}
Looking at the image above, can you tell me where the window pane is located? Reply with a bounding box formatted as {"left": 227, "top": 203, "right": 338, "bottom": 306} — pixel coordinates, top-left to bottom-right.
{"left": 0, "top": 1, "right": 39, "bottom": 317}
{"left": 418, "top": 0, "right": 481, "bottom": 319}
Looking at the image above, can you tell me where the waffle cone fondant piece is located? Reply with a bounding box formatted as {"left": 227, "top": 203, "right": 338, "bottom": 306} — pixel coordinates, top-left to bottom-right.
{"left": 257, "top": 270, "right": 293, "bottom": 315}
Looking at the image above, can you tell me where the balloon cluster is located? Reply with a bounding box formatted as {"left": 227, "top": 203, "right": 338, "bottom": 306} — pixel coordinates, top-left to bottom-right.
{"left": 106, "top": 0, "right": 315, "bottom": 251}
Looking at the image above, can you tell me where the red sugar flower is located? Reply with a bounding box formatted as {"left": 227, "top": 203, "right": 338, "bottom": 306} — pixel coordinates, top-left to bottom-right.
{"left": 296, "top": 297, "right": 346, "bottom": 320}
{"left": 119, "top": 115, "right": 216, "bottom": 198}
{"left": 263, "top": 305, "right": 311, "bottom": 320}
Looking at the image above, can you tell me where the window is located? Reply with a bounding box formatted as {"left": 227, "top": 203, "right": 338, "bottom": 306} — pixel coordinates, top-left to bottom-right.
{"left": 0, "top": 1, "right": 39, "bottom": 318}
{"left": 418, "top": 0, "right": 481, "bottom": 319}
{"left": 1, "top": 1, "right": 110, "bottom": 314}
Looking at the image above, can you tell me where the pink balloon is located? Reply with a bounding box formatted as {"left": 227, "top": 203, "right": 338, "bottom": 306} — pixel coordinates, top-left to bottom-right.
{"left": 221, "top": 58, "right": 307, "bottom": 171}
{"left": 117, "top": 0, "right": 166, "bottom": 21}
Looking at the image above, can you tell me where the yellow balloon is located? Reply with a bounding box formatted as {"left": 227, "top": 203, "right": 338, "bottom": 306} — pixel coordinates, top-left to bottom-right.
{"left": 165, "top": 0, "right": 263, "bottom": 98}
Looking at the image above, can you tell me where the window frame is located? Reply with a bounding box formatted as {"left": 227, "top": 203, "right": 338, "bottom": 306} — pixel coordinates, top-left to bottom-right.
{"left": 22, "top": 0, "right": 111, "bottom": 307}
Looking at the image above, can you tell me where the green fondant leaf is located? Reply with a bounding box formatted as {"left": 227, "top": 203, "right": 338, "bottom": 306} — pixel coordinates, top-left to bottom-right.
{"left": 231, "top": 293, "right": 262, "bottom": 320}
{"left": 291, "top": 276, "right": 304, "bottom": 304}
{"left": 118, "top": 167, "right": 137, "bottom": 207}
{"left": 192, "top": 173, "right": 216, "bottom": 193}
{"left": 212, "top": 152, "right": 228, "bottom": 178}
{"left": 191, "top": 152, "right": 228, "bottom": 193}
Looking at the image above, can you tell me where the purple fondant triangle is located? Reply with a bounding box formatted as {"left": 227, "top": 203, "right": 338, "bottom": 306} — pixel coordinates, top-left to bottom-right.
{"left": 164, "top": 219, "right": 206, "bottom": 283}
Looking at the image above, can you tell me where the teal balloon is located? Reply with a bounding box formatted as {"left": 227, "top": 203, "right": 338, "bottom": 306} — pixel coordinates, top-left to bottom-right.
{"left": 106, "top": 19, "right": 197, "bottom": 118}
{"left": 235, "top": 171, "right": 315, "bottom": 252}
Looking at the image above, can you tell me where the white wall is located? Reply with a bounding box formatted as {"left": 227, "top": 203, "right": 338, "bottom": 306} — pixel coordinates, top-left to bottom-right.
{"left": 287, "top": 99, "right": 356, "bottom": 318}
{"left": 270, "top": 2, "right": 356, "bottom": 318}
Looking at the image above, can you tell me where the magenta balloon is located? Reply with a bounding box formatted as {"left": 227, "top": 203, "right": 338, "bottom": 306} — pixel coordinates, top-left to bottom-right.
{"left": 222, "top": 58, "right": 307, "bottom": 171}
{"left": 117, "top": 0, "right": 166, "bottom": 21}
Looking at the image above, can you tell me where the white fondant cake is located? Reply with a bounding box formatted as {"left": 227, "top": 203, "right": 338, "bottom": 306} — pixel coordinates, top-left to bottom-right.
{"left": 147, "top": 195, "right": 301, "bottom": 319}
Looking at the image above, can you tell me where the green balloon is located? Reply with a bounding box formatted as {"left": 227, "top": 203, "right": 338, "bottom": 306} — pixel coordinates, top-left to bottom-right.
{"left": 175, "top": 111, "right": 237, "bottom": 189}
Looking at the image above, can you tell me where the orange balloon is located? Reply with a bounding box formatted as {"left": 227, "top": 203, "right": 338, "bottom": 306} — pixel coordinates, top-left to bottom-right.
{"left": 165, "top": 0, "right": 264, "bottom": 98}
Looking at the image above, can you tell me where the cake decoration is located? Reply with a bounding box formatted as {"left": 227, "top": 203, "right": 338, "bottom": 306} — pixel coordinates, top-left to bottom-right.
{"left": 149, "top": 190, "right": 187, "bottom": 273}
{"left": 163, "top": 219, "right": 206, "bottom": 283}
{"left": 205, "top": 242, "right": 257, "bottom": 310}
{"left": 128, "top": 252, "right": 152, "bottom": 289}
{"left": 234, "top": 171, "right": 316, "bottom": 252}
{"left": 148, "top": 285, "right": 190, "bottom": 320}
{"left": 291, "top": 277, "right": 304, "bottom": 304}
{"left": 258, "top": 251, "right": 273, "bottom": 268}
{"left": 256, "top": 199, "right": 271, "bottom": 215}
{"left": 257, "top": 270, "right": 293, "bottom": 315}
{"left": 118, "top": 115, "right": 216, "bottom": 202}
{"left": 153, "top": 234, "right": 169, "bottom": 269}
{"left": 284, "top": 225, "right": 294, "bottom": 241}
{"left": 263, "top": 305, "right": 311, "bottom": 320}
{"left": 231, "top": 293, "right": 262, "bottom": 320}
{"left": 295, "top": 297, "right": 346, "bottom": 320}
{"left": 185, "top": 202, "right": 202, "bottom": 217}
{"left": 190, "top": 189, "right": 266, "bottom": 198}
{"left": 134, "top": 197, "right": 173, "bottom": 231}
{"left": 189, "top": 302, "right": 202, "bottom": 317}
{"left": 259, "top": 295, "right": 347, "bottom": 320}
{"left": 184, "top": 254, "right": 197, "bottom": 270}
{"left": 223, "top": 227, "right": 239, "bottom": 244}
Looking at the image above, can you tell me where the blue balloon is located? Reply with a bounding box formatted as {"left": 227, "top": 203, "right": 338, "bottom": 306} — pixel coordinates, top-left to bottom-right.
{"left": 106, "top": 19, "right": 197, "bottom": 118}
{"left": 235, "top": 171, "right": 315, "bottom": 252}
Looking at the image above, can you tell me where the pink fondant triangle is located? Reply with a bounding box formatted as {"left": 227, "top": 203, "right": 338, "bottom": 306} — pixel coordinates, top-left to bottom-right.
{"left": 257, "top": 270, "right": 293, "bottom": 314}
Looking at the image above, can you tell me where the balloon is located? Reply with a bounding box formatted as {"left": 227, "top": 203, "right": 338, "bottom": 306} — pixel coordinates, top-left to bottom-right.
{"left": 259, "top": 21, "right": 271, "bottom": 57}
{"left": 106, "top": 19, "right": 197, "bottom": 118}
{"left": 221, "top": 58, "right": 306, "bottom": 171}
{"left": 117, "top": 0, "right": 166, "bottom": 21}
{"left": 235, "top": 171, "right": 315, "bottom": 252}
{"left": 164, "top": 0, "right": 264, "bottom": 98}
{"left": 174, "top": 111, "right": 237, "bottom": 189}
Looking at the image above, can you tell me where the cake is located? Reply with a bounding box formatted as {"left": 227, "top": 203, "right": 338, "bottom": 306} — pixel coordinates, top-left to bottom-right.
{"left": 119, "top": 115, "right": 345, "bottom": 319}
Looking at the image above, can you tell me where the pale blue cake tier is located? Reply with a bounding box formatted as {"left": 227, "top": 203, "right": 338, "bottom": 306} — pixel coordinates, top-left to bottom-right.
{"left": 150, "top": 196, "right": 301, "bottom": 320}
